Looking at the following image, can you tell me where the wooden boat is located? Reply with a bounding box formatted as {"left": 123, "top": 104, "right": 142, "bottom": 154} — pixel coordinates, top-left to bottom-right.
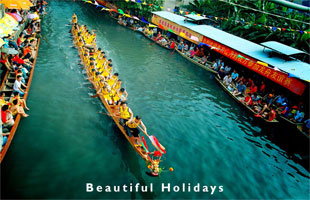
{"left": 0, "top": 36, "right": 41, "bottom": 163}
{"left": 215, "top": 77, "right": 278, "bottom": 123}
{"left": 279, "top": 115, "right": 309, "bottom": 139}
{"left": 175, "top": 49, "right": 218, "bottom": 74}
{"left": 279, "top": 115, "right": 303, "bottom": 126}
{"left": 71, "top": 24, "right": 163, "bottom": 176}
{"left": 142, "top": 32, "right": 172, "bottom": 50}
{"left": 297, "top": 124, "right": 310, "bottom": 139}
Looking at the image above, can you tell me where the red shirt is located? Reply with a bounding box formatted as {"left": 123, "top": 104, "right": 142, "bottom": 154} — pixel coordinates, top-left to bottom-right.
{"left": 23, "top": 47, "right": 31, "bottom": 56}
{"left": 13, "top": 56, "right": 24, "bottom": 64}
{"left": 17, "top": 38, "right": 22, "bottom": 46}
{"left": 250, "top": 85, "right": 257, "bottom": 94}
{"left": 245, "top": 96, "right": 252, "bottom": 105}
{"left": 260, "top": 84, "right": 265, "bottom": 93}
{"left": 1, "top": 110, "right": 7, "bottom": 123}
{"left": 170, "top": 42, "right": 175, "bottom": 49}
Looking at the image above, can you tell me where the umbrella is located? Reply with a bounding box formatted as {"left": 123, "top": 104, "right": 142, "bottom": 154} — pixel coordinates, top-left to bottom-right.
{"left": 28, "top": 13, "right": 39, "bottom": 19}
{"left": 0, "top": 0, "right": 30, "bottom": 10}
{"left": 7, "top": 13, "right": 22, "bottom": 22}
{"left": 1, "top": 48, "right": 19, "bottom": 55}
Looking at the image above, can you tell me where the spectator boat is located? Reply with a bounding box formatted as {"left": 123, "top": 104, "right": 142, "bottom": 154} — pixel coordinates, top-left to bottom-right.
{"left": 0, "top": 36, "right": 41, "bottom": 163}
{"left": 215, "top": 77, "right": 279, "bottom": 123}
{"left": 175, "top": 49, "right": 217, "bottom": 74}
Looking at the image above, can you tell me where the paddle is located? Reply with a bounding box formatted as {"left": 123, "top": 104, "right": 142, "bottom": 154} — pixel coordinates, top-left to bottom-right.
{"left": 149, "top": 43, "right": 155, "bottom": 45}
{"left": 170, "top": 48, "right": 176, "bottom": 56}
{"left": 98, "top": 111, "right": 120, "bottom": 118}
{"left": 91, "top": 93, "right": 99, "bottom": 98}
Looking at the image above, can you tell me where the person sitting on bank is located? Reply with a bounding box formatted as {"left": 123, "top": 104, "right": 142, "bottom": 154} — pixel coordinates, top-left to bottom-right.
{"left": 12, "top": 91, "right": 29, "bottom": 110}
{"left": 9, "top": 99, "right": 29, "bottom": 117}
{"left": 249, "top": 83, "right": 257, "bottom": 95}
{"left": 210, "top": 60, "right": 219, "bottom": 71}
{"left": 158, "top": 37, "right": 168, "bottom": 46}
{"left": 125, "top": 115, "right": 148, "bottom": 145}
{"left": 217, "top": 68, "right": 226, "bottom": 80}
{"left": 118, "top": 102, "right": 133, "bottom": 126}
{"left": 223, "top": 74, "right": 232, "bottom": 86}
{"left": 148, "top": 29, "right": 153, "bottom": 38}
{"left": 184, "top": 43, "right": 189, "bottom": 52}
{"left": 1, "top": 105, "right": 14, "bottom": 128}
{"left": 262, "top": 93, "right": 274, "bottom": 109}
{"left": 233, "top": 81, "right": 246, "bottom": 96}
{"left": 259, "top": 81, "right": 266, "bottom": 94}
{"left": 169, "top": 40, "right": 175, "bottom": 49}
{"left": 231, "top": 69, "right": 239, "bottom": 82}
{"left": 274, "top": 94, "right": 287, "bottom": 107}
{"left": 197, "top": 47, "right": 205, "bottom": 58}
{"left": 224, "top": 65, "right": 231, "bottom": 75}
{"left": 251, "top": 93, "right": 260, "bottom": 106}
{"left": 290, "top": 108, "right": 305, "bottom": 123}
{"left": 0, "top": 91, "right": 8, "bottom": 106}
{"left": 198, "top": 55, "right": 208, "bottom": 65}
{"left": 177, "top": 41, "right": 184, "bottom": 51}
{"left": 13, "top": 75, "right": 27, "bottom": 97}
{"left": 240, "top": 93, "right": 252, "bottom": 106}
{"left": 155, "top": 31, "right": 161, "bottom": 41}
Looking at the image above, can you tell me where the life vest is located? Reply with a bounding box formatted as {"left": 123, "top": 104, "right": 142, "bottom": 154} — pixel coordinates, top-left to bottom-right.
{"left": 127, "top": 118, "right": 140, "bottom": 128}
{"left": 120, "top": 106, "right": 130, "bottom": 119}
{"left": 268, "top": 110, "right": 276, "bottom": 121}
{"left": 113, "top": 91, "right": 123, "bottom": 101}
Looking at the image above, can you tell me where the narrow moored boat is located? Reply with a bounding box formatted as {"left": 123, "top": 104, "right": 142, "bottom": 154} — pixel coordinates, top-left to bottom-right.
{"left": 0, "top": 32, "right": 41, "bottom": 163}
{"left": 175, "top": 49, "right": 217, "bottom": 74}
{"left": 215, "top": 77, "right": 278, "bottom": 123}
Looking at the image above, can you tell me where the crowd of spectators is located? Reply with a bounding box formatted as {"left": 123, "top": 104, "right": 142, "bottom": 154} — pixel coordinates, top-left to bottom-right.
{"left": 0, "top": 4, "right": 42, "bottom": 151}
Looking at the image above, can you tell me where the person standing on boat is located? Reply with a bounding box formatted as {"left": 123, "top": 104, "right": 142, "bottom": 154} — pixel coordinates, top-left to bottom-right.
{"left": 118, "top": 102, "right": 133, "bottom": 126}
{"left": 125, "top": 116, "right": 148, "bottom": 145}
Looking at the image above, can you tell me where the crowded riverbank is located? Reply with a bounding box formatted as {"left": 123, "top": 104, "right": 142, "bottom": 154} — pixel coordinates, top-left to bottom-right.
{"left": 1, "top": 0, "right": 309, "bottom": 199}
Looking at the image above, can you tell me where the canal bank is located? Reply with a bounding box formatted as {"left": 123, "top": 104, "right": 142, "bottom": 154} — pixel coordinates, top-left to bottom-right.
{"left": 1, "top": 1, "right": 309, "bottom": 199}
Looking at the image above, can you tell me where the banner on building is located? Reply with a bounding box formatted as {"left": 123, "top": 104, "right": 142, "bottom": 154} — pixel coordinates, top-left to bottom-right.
{"left": 201, "top": 37, "right": 306, "bottom": 95}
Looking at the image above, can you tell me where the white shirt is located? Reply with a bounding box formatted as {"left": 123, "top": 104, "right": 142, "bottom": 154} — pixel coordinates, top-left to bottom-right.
{"left": 13, "top": 80, "right": 22, "bottom": 91}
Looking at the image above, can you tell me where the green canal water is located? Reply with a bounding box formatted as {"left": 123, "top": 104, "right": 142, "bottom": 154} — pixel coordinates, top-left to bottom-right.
{"left": 1, "top": 1, "right": 309, "bottom": 199}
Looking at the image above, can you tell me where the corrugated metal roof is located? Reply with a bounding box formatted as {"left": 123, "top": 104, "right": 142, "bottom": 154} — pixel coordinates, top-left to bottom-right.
{"left": 152, "top": 11, "right": 310, "bottom": 82}
{"left": 261, "top": 41, "right": 307, "bottom": 56}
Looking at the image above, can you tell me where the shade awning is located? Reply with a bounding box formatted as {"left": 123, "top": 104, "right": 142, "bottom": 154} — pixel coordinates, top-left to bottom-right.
{"left": 260, "top": 41, "right": 307, "bottom": 56}
{"left": 185, "top": 14, "right": 207, "bottom": 21}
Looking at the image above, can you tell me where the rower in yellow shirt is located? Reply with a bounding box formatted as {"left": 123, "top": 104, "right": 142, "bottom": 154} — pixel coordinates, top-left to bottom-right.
{"left": 97, "top": 85, "right": 113, "bottom": 105}
{"left": 72, "top": 13, "right": 78, "bottom": 24}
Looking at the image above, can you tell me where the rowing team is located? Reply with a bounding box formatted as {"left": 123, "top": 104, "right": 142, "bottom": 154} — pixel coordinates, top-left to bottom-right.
{"left": 71, "top": 15, "right": 150, "bottom": 147}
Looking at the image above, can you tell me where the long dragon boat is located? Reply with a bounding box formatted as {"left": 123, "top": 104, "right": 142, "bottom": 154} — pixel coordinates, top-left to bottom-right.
{"left": 0, "top": 29, "right": 41, "bottom": 163}
{"left": 71, "top": 19, "right": 165, "bottom": 176}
